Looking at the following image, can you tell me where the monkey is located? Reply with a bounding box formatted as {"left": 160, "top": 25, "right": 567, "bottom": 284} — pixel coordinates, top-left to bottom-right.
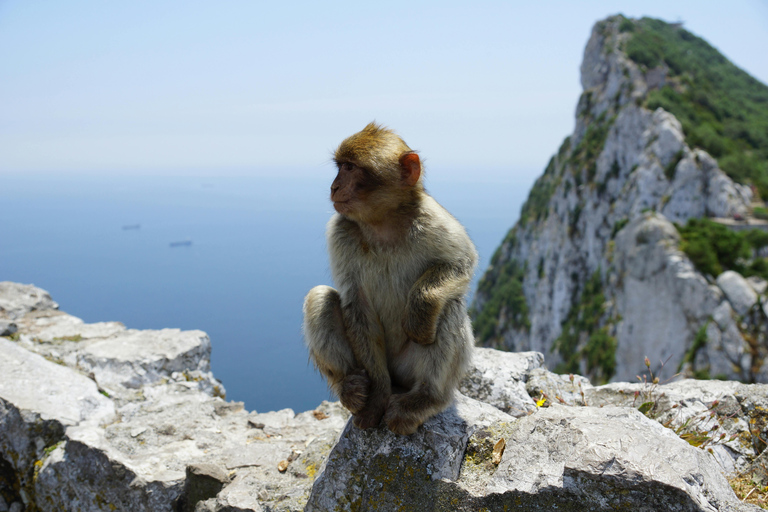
{"left": 303, "top": 122, "right": 477, "bottom": 435}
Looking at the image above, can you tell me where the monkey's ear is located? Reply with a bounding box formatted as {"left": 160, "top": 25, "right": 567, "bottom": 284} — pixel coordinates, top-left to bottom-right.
{"left": 399, "top": 153, "right": 421, "bottom": 187}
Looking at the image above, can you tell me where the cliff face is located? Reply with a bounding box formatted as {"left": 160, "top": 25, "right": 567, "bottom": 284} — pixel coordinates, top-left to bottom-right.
{"left": 472, "top": 16, "right": 768, "bottom": 384}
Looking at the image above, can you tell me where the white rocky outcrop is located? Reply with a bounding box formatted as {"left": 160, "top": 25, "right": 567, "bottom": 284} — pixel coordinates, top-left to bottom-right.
{"left": 2, "top": 283, "right": 765, "bottom": 510}
{"left": 0, "top": 282, "right": 349, "bottom": 512}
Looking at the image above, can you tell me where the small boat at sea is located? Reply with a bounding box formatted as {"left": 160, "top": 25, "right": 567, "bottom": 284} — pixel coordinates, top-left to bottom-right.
{"left": 169, "top": 240, "right": 192, "bottom": 247}
{"left": 122, "top": 224, "right": 141, "bottom": 230}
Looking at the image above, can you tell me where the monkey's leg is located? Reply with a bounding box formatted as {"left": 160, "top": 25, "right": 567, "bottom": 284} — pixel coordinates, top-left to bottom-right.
{"left": 303, "top": 285, "right": 370, "bottom": 414}
{"left": 385, "top": 301, "right": 472, "bottom": 435}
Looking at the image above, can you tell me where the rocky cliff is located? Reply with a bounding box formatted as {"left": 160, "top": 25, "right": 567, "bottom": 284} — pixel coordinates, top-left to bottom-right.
{"left": 472, "top": 16, "right": 768, "bottom": 384}
{"left": 2, "top": 282, "right": 767, "bottom": 510}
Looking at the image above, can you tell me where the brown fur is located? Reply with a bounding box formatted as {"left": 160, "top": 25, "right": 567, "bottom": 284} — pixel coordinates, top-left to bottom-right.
{"left": 303, "top": 122, "right": 477, "bottom": 435}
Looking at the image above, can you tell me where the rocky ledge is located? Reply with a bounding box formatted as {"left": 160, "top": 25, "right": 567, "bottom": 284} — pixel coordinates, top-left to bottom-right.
{"left": 0, "top": 282, "right": 765, "bottom": 511}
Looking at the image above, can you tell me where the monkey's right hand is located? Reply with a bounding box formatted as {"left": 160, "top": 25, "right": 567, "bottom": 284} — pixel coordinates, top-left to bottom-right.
{"left": 339, "top": 369, "right": 371, "bottom": 415}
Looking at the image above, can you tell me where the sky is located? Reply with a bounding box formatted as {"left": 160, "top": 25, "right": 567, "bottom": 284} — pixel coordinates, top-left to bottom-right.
{"left": 0, "top": 1, "right": 766, "bottom": 178}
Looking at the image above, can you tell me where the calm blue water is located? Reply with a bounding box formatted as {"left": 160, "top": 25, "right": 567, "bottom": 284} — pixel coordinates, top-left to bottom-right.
{"left": 0, "top": 171, "right": 530, "bottom": 413}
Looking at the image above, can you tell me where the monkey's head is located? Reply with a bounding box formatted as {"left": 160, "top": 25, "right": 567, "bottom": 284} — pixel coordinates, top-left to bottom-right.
{"left": 331, "top": 122, "right": 422, "bottom": 225}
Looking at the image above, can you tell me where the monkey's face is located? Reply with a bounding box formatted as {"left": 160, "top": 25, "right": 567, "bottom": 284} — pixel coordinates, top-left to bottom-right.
{"left": 331, "top": 162, "right": 387, "bottom": 221}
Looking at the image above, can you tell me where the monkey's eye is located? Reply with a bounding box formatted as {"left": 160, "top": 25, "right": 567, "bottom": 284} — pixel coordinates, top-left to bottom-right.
{"left": 339, "top": 162, "right": 354, "bottom": 172}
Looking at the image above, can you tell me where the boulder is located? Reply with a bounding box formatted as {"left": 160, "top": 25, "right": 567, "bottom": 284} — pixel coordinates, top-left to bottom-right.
{"left": 717, "top": 271, "right": 759, "bottom": 317}
{"left": 0, "top": 282, "right": 58, "bottom": 320}
{"left": 459, "top": 348, "right": 544, "bottom": 416}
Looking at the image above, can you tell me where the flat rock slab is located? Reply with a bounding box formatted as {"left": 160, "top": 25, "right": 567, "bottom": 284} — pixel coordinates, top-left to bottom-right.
{"left": 79, "top": 328, "right": 212, "bottom": 389}
{"left": 484, "top": 405, "right": 753, "bottom": 511}
{"left": 0, "top": 338, "right": 114, "bottom": 428}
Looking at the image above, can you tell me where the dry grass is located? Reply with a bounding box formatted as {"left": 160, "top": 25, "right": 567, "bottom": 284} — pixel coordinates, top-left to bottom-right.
{"left": 730, "top": 475, "right": 768, "bottom": 509}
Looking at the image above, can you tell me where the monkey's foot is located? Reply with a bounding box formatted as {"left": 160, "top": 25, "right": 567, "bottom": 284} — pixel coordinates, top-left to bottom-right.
{"left": 339, "top": 369, "right": 370, "bottom": 415}
{"left": 352, "top": 397, "right": 386, "bottom": 430}
{"left": 383, "top": 395, "right": 423, "bottom": 435}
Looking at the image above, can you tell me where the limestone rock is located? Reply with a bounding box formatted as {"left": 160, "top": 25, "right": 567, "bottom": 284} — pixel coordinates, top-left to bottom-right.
{"left": 305, "top": 393, "right": 512, "bottom": 512}
{"left": 2, "top": 279, "right": 766, "bottom": 511}
{"left": 584, "top": 379, "right": 767, "bottom": 476}
{"left": 525, "top": 367, "right": 592, "bottom": 406}
{"left": 0, "top": 283, "right": 350, "bottom": 512}
{"left": 746, "top": 276, "right": 767, "bottom": 296}
{"left": 458, "top": 348, "right": 543, "bottom": 416}
{"left": 0, "top": 321, "right": 16, "bottom": 336}
{"left": 472, "top": 16, "right": 762, "bottom": 384}
{"left": 0, "top": 282, "right": 58, "bottom": 320}
{"left": 717, "top": 271, "right": 759, "bottom": 317}
{"left": 484, "top": 406, "right": 754, "bottom": 512}
{"left": 305, "top": 395, "right": 758, "bottom": 511}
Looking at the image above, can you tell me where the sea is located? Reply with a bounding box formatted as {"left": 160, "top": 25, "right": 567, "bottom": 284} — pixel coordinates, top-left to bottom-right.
{"left": 0, "top": 170, "right": 532, "bottom": 413}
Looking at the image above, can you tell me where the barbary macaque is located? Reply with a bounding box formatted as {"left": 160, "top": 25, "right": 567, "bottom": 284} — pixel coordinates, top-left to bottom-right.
{"left": 303, "top": 123, "right": 477, "bottom": 435}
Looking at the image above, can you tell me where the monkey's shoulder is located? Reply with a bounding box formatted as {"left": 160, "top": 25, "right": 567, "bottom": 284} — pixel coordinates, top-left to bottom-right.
{"left": 414, "top": 196, "right": 477, "bottom": 264}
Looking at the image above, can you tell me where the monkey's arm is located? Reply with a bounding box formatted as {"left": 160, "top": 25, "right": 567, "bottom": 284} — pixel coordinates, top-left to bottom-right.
{"left": 403, "top": 261, "right": 473, "bottom": 345}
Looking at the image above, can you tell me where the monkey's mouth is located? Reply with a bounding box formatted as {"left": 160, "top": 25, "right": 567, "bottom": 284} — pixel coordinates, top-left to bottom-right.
{"left": 332, "top": 200, "right": 350, "bottom": 212}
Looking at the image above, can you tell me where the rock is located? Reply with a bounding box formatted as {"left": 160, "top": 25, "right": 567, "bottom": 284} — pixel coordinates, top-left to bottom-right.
{"left": 0, "top": 321, "right": 16, "bottom": 336}
{"left": 305, "top": 393, "right": 512, "bottom": 512}
{"left": 525, "top": 367, "right": 592, "bottom": 406}
{"left": 306, "top": 394, "right": 758, "bottom": 511}
{"left": 0, "top": 282, "right": 58, "bottom": 320}
{"left": 471, "top": 16, "right": 761, "bottom": 384}
{"left": 583, "top": 379, "right": 767, "bottom": 476}
{"left": 2, "top": 277, "right": 766, "bottom": 510}
{"left": 459, "top": 348, "right": 544, "bottom": 416}
{"left": 746, "top": 276, "right": 767, "bottom": 296}
{"left": 77, "top": 328, "right": 215, "bottom": 393}
{"left": 175, "top": 463, "right": 231, "bottom": 512}
{"left": 717, "top": 271, "right": 759, "bottom": 317}
{"left": 484, "top": 405, "right": 756, "bottom": 512}
{"left": 0, "top": 282, "right": 353, "bottom": 512}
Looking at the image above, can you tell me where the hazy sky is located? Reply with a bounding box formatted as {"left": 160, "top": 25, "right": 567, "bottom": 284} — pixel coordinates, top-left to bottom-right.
{"left": 1, "top": 1, "right": 766, "bottom": 177}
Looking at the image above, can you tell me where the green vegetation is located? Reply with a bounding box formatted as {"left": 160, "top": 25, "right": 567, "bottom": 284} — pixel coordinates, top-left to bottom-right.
{"left": 754, "top": 206, "right": 768, "bottom": 221}
{"left": 472, "top": 257, "right": 530, "bottom": 346}
{"left": 553, "top": 271, "right": 617, "bottom": 384}
{"left": 664, "top": 150, "right": 684, "bottom": 181}
{"left": 519, "top": 137, "right": 573, "bottom": 227}
{"left": 519, "top": 157, "right": 557, "bottom": 226}
{"left": 569, "top": 112, "right": 616, "bottom": 183}
{"left": 611, "top": 217, "right": 629, "bottom": 238}
{"left": 675, "top": 218, "right": 768, "bottom": 279}
{"left": 682, "top": 321, "right": 711, "bottom": 379}
{"left": 625, "top": 17, "right": 768, "bottom": 198}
